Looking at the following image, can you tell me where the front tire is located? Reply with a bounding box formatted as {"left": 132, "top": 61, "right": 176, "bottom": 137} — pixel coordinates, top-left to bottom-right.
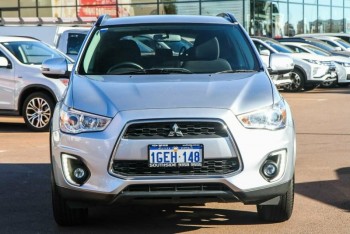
{"left": 303, "top": 84, "right": 318, "bottom": 91}
{"left": 257, "top": 177, "right": 294, "bottom": 223}
{"left": 320, "top": 80, "right": 337, "bottom": 88}
{"left": 52, "top": 174, "right": 88, "bottom": 226}
{"left": 22, "top": 92, "right": 55, "bottom": 132}
{"left": 283, "top": 69, "right": 305, "bottom": 92}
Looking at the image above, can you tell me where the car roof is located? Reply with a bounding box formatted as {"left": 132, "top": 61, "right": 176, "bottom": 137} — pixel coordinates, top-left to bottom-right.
{"left": 306, "top": 35, "right": 341, "bottom": 41}
{"left": 299, "top": 33, "right": 350, "bottom": 37}
{"left": 100, "top": 15, "right": 233, "bottom": 27}
{"left": 280, "top": 41, "right": 304, "bottom": 46}
{"left": 0, "top": 36, "right": 39, "bottom": 43}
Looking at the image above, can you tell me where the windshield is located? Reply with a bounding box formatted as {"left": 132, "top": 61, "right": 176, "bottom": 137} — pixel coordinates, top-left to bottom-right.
{"left": 79, "top": 24, "right": 259, "bottom": 75}
{"left": 264, "top": 40, "right": 294, "bottom": 53}
{"left": 335, "top": 39, "right": 350, "bottom": 49}
{"left": 303, "top": 44, "right": 331, "bottom": 56}
{"left": 307, "top": 40, "right": 335, "bottom": 52}
{"left": 2, "top": 41, "right": 67, "bottom": 65}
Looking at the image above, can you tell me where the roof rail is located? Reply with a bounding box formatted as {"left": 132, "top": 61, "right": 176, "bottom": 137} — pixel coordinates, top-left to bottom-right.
{"left": 95, "top": 14, "right": 110, "bottom": 27}
{"left": 217, "top": 13, "right": 237, "bottom": 23}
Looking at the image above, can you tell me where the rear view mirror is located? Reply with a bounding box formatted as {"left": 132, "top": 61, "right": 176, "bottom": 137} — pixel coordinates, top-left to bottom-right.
{"left": 0, "top": 57, "right": 10, "bottom": 68}
{"left": 42, "top": 58, "right": 70, "bottom": 79}
{"left": 153, "top": 34, "right": 181, "bottom": 42}
{"left": 260, "top": 49, "right": 270, "bottom": 56}
{"left": 268, "top": 53, "right": 294, "bottom": 75}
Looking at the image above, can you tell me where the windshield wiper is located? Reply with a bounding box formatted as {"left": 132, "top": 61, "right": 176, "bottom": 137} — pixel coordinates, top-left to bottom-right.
{"left": 108, "top": 69, "right": 147, "bottom": 75}
{"left": 143, "top": 68, "right": 193, "bottom": 74}
{"left": 108, "top": 68, "right": 193, "bottom": 75}
{"left": 215, "top": 69, "right": 258, "bottom": 74}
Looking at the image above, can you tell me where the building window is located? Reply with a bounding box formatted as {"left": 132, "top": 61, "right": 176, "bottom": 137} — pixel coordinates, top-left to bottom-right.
{"left": 289, "top": 3, "right": 303, "bottom": 35}
{"left": 318, "top": 5, "right": 330, "bottom": 33}
{"left": 304, "top": 4, "right": 317, "bottom": 33}
{"left": 331, "top": 7, "right": 344, "bottom": 32}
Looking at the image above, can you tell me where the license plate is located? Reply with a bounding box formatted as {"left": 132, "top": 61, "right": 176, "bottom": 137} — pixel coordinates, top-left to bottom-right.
{"left": 148, "top": 144, "right": 203, "bottom": 167}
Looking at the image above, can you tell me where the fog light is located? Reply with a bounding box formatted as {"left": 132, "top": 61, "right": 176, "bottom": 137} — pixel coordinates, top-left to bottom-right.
{"left": 74, "top": 168, "right": 86, "bottom": 179}
{"left": 61, "top": 154, "right": 90, "bottom": 186}
{"left": 262, "top": 161, "right": 278, "bottom": 179}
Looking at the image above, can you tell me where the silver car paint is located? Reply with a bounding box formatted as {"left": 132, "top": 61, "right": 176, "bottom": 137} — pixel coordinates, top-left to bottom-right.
{"left": 0, "top": 38, "right": 68, "bottom": 111}
{"left": 52, "top": 102, "right": 295, "bottom": 194}
{"left": 51, "top": 15, "right": 296, "bottom": 209}
{"left": 66, "top": 73, "right": 274, "bottom": 118}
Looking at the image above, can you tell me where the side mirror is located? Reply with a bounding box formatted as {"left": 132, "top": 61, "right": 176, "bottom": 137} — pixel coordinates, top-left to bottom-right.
{"left": 268, "top": 53, "right": 294, "bottom": 75}
{"left": 41, "top": 58, "right": 70, "bottom": 78}
{"left": 260, "top": 49, "right": 270, "bottom": 56}
{"left": 0, "top": 57, "right": 11, "bottom": 68}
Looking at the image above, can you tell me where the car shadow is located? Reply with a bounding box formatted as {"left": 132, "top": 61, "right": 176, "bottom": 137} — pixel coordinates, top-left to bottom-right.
{"left": 280, "top": 86, "right": 350, "bottom": 95}
{"left": 1, "top": 163, "right": 349, "bottom": 232}
{"left": 0, "top": 119, "right": 31, "bottom": 133}
{"left": 295, "top": 167, "right": 350, "bottom": 212}
{"left": 0, "top": 164, "right": 263, "bottom": 233}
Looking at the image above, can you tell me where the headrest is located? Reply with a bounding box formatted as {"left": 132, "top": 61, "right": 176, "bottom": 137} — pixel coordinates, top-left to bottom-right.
{"left": 118, "top": 40, "right": 141, "bottom": 58}
{"left": 155, "top": 48, "right": 173, "bottom": 58}
{"left": 194, "top": 37, "right": 219, "bottom": 60}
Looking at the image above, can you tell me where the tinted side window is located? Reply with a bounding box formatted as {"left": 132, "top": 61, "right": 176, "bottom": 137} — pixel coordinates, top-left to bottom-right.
{"left": 67, "top": 33, "right": 87, "bottom": 55}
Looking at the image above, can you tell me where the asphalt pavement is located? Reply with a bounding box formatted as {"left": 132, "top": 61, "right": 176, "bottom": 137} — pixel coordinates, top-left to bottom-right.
{"left": 0, "top": 87, "right": 350, "bottom": 233}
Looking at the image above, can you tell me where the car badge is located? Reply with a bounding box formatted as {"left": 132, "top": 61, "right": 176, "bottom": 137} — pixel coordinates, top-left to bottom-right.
{"left": 168, "top": 123, "right": 184, "bottom": 137}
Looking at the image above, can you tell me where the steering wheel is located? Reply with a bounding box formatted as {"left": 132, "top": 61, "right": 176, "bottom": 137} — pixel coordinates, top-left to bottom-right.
{"left": 107, "top": 62, "right": 144, "bottom": 74}
{"left": 178, "top": 46, "right": 187, "bottom": 58}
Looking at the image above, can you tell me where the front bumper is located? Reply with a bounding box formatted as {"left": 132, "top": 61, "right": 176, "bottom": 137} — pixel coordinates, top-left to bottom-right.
{"left": 270, "top": 74, "right": 293, "bottom": 88}
{"left": 51, "top": 106, "right": 296, "bottom": 206}
{"left": 339, "top": 66, "right": 350, "bottom": 84}
{"left": 56, "top": 179, "right": 292, "bottom": 207}
{"left": 303, "top": 63, "right": 336, "bottom": 85}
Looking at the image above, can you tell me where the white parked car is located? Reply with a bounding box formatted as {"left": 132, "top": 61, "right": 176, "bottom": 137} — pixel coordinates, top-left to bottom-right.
{"left": 296, "top": 33, "right": 350, "bottom": 44}
{"left": 297, "top": 35, "right": 350, "bottom": 52}
{"left": 0, "top": 36, "right": 73, "bottom": 131}
{"left": 281, "top": 41, "right": 350, "bottom": 87}
{"left": 252, "top": 37, "right": 336, "bottom": 92}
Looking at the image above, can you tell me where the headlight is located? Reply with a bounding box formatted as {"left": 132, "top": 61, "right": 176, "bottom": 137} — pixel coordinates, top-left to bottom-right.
{"left": 336, "top": 62, "right": 350, "bottom": 67}
{"left": 303, "top": 59, "right": 321, "bottom": 65}
{"left": 237, "top": 99, "right": 287, "bottom": 130}
{"left": 60, "top": 104, "right": 111, "bottom": 134}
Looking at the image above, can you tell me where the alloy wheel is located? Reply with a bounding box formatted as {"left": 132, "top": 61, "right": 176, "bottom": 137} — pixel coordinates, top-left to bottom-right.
{"left": 25, "top": 97, "right": 52, "bottom": 129}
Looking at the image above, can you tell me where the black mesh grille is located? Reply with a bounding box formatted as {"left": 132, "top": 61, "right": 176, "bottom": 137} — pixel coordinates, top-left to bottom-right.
{"left": 123, "top": 183, "right": 231, "bottom": 192}
{"left": 112, "top": 158, "right": 239, "bottom": 176}
{"left": 123, "top": 122, "right": 228, "bottom": 139}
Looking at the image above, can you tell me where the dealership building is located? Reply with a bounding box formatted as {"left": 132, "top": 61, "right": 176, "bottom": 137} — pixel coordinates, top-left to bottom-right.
{"left": 0, "top": 1, "right": 350, "bottom": 37}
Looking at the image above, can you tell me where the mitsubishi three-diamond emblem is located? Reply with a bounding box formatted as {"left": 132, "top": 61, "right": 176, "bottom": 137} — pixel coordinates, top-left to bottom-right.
{"left": 168, "top": 123, "right": 184, "bottom": 137}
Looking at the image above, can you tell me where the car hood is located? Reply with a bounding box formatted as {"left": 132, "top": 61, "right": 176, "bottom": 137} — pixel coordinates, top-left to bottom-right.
{"left": 289, "top": 53, "right": 331, "bottom": 61}
{"left": 66, "top": 73, "right": 274, "bottom": 118}
{"left": 329, "top": 55, "right": 350, "bottom": 63}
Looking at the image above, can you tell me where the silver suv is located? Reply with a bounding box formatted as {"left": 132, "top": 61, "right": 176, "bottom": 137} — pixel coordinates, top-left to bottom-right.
{"left": 0, "top": 36, "right": 73, "bottom": 131}
{"left": 44, "top": 14, "right": 296, "bottom": 225}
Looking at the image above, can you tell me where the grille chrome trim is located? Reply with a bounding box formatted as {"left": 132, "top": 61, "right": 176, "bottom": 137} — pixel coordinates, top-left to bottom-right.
{"left": 112, "top": 158, "right": 239, "bottom": 176}
{"left": 108, "top": 118, "right": 243, "bottom": 179}
{"left": 123, "top": 121, "right": 228, "bottom": 139}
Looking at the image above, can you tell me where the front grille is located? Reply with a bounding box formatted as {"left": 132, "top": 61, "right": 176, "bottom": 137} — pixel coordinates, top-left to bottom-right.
{"left": 123, "top": 121, "right": 228, "bottom": 139}
{"left": 112, "top": 158, "right": 239, "bottom": 176}
{"left": 320, "top": 61, "right": 336, "bottom": 71}
{"left": 122, "top": 183, "right": 231, "bottom": 193}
